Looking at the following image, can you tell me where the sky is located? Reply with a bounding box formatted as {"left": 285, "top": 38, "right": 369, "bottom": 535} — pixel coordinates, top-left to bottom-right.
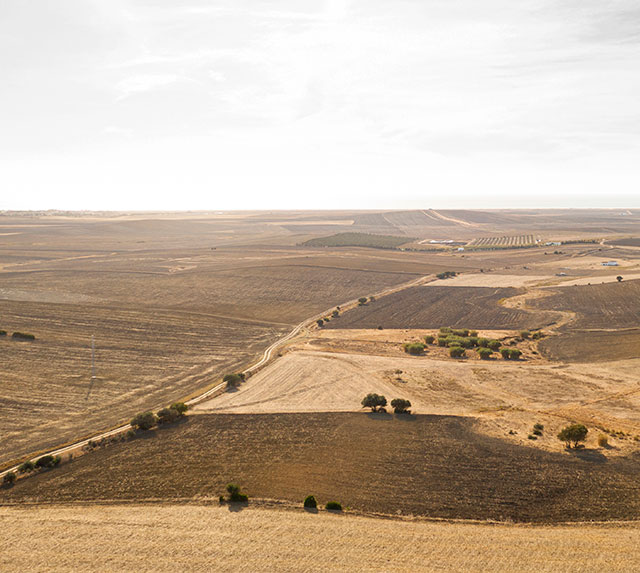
{"left": 1, "top": 0, "right": 639, "bottom": 210}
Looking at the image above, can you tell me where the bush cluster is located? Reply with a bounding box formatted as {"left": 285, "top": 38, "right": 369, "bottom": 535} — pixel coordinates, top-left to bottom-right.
{"left": 403, "top": 342, "right": 425, "bottom": 355}
{"left": 449, "top": 346, "right": 465, "bottom": 358}
{"left": 35, "top": 455, "right": 61, "bottom": 469}
{"left": 223, "top": 372, "right": 245, "bottom": 389}
{"left": 131, "top": 402, "right": 188, "bottom": 431}
{"left": 225, "top": 483, "right": 249, "bottom": 503}
{"left": 11, "top": 332, "right": 36, "bottom": 341}
{"left": 500, "top": 348, "right": 522, "bottom": 360}
{"left": 477, "top": 347, "right": 493, "bottom": 360}
{"left": 436, "top": 271, "right": 457, "bottom": 280}
{"left": 557, "top": 423, "right": 588, "bottom": 448}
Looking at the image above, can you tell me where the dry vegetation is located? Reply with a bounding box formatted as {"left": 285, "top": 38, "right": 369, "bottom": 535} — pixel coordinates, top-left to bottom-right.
{"left": 2, "top": 505, "right": 639, "bottom": 573}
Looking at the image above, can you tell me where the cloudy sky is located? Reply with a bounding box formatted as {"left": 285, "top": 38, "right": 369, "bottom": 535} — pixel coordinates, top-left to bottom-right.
{"left": 1, "top": 0, "right": 639, "bottom": 210}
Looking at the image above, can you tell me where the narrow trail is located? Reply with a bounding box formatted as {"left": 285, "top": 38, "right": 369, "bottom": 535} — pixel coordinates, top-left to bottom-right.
{"left": 0, "top": 272, "right": 433, "bottom": 478}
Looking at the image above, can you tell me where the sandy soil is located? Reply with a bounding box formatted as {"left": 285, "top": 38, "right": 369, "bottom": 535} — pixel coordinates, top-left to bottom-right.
{"left": 195, "top": 350, "right": 425, "bottom": 413}
{"left": 1, "top": 505, "right": 638, "bottom": 572}
{"left": 197, "top": 347, "right": 640, "bottom": 454}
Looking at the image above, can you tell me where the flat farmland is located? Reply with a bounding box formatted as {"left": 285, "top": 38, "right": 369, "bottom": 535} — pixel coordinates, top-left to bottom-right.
{"left": 325, "top": 286, "right": 553, "bottom": 330}
{"left": 532, "top": 280, "right": 640, "bottom": 329}
{"left": 538, "top": 329, "right": 640, "bottom": 362}
{"left": 2, "top": 505, "right": 639, "bottom": 573}
{"left": 0, "top": 300, "right": 284, "bottom": 465}
{"left": 3, "top": 413, "right": 640, "bottom": 523}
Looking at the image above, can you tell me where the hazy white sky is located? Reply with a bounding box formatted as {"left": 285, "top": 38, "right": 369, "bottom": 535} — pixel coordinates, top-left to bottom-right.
{"left": 1, "top": 0, "right": 639, "bottom": 210}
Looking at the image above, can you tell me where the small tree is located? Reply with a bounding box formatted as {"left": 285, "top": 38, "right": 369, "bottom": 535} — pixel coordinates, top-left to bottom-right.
{"left": 617, "top": 276, "right": 623, "bottom": 282}
{"left": 404, "top": 342, "right": 425, "bottom": 355}
{"left": 171, "top": 402, "right": 188, "bottom": 415}
{"left": 361, "top": 393, "right": 387, "bottom": 412}
{"left": 157, "top": 407, "right": 180, "bottom": 424}
{"left": 18, "top": 461, "right": 35, "bottom": 473}
{"left": 358, "top": 297, "right": 368, "bottom": 306}
{"left": 332, "top": 310, "right": 339, "bottom": 318}
{"left": 325, "top": 501, "right": 342, "bottom": 511}
{"left": 316, "top": 319, "right": 324, "bottom": 327}
{"left": 3, "top": 472, "right": 16, "bottom": 487}
{"left": 130, "top": 411, "right": 157, "bottom": 431}
{"left": 303, "top": 495, "right": 318, "bottom": 509}
{"left": 557, "top": 423, "right": 588, "bottom": 449}
{"left": 391, "top": 398, "right": 411, "bottom": 414}
{"left": 424, "top": 334, "right": 435, "bottom": 344}
{"left": 223, "top": 373, "right": 243, "bottom": 389}
{"left": 226, "top": 483, "right": 248, "bottom": 503}
{"left": 35, "top": 455, "right": 61, "bottom": 469}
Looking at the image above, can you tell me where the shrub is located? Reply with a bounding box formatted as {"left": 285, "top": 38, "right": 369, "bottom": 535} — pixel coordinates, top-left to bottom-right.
{"left": 424, "top": 334, "right": 435, "bottom": 344}
{"left": 557, "top": 423, "right": 588, "bottom": 448}
{"left": 369, "top": 296, "right": 375, "bottom": 302}
{"left": 533, "top": 423, "right": 544, "bottom": 431}
{"left": 477, "top": 348, "right": 493, "bottom": 360}
{"left": 303, "top": 495, "right": 318, "bottom": 509}
{"left": 325, "top": 501, "right": 342, "bottom": 511}
{"left": 361, "top": 393, "right": 387, "bottom": 412}
{"left": 3, "top": 472, "right": 16, "bottom": 486}
{"left": 477, "top": 338, "right": 490, "bottom": 348}
{"left": 358, "top": 297, "right": 368, "bottom": 305}
{"left": 126, "top": 429, "right": 136, "bottom": 440}
{"left": 469, "top": 330, "right": 478, "bottom": 337}
{"left": 616, "top": 276, "right": 623, "bottom": 282}
{"left": 508, "top": 348, "right": 522, "bottom": 360}
{"left": 226, "top": 483, "right": 248, "bottom": 503}
{"left": 452, "top": 329, "right": 469, "bottom": 337}
{"left": 598, "top": 434, "right": 608, "bottom": 448}
{"left": 449, "top": 346, "right": 465, "bottom": 358}
{"left": 531, "top": 331, "right": 545, "bottom": 340}
{"left": 171, "top": 402, "right": 188, "bottom": 415}
{"left": 332, "top": 310, "right": 339, "bottom": 318}
{"left": 35, "top": 455, "right": 61, "bottom": 469}
{"left": 519, "top": 330, "right": 531, "bottom": 339}
{"left": 157, "top": 407, "right": 180, "bottom": 424}
{"left": 467, "top": 336, "right": 479, "bottom": 347}
{"left": 437, "top": 337, "right": 449, "bottom": 347}
{"left": 439, "top": 327, "right": 452, "bottom": 334}
{"left": 223, "top": 373, "right": 243, "bottom": 389}
{"left": 18, "top": 461, "right": 35, "bottom": 473}
{"left": 130, "top": 411, "right": 157, "bottom": 431}
{"left": 316, "top": 319, "right": 324, "bottom": 327}
{"left": 532, "top": 429, "right": 542, "bottom": 436}
{"left": 390, "top": 398, "right": 411, "bottom": 414}
{"left": 404, "top": 342, "right": 425, "bottom": 355}
{"left": 12, "top": 332, "right": 35, "bottom": 341}
{"left": 487, "top": 340, "right": 501, "bottom": 351}
{"left": 0, "top": 329, "right": 6, "bottom": 336}
{"left": 528, "top": 435, "right": 537, "bottom": 440}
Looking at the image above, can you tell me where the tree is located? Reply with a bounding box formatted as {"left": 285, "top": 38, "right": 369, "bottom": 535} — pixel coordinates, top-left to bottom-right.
{"left": 171, "top": 402, "right": 188, "bottom": 415}
{"left": 130, "top": 411, "right": 157, "bottom": 431}
{"left": 303, "top": 495, "right": 318, "bottom": 509}
{"left": 226, "top": 483, "right": 248, "bottom": 503}
{"left": 358, "top": 297, "right": 368, "bottom": 306}
{"left": 316, "top": 319, "right": 324, "bottom": 327}
{"left": 157, "top": 407, "right": 180, "bottom": 424}
{"left": 35, "top": 455, "right": 61, "bottom": 469}
{"left": 332, "top": 310, "right": 339, "bottom": 318}
{"left": 391, "top": 398, "right": 411, "bottom": 414}
{"left": 3, "top": 472, "right": 16, "bottom": 487}
{"left": 557, "top": 423, "right": 588, "bottom": 448}
{"left": 617, "top": 276, "right": 623, "bottom": 282}
{"left": 18, "top": 461, "right": 35, "bottom": 473}
{"left": 223, "top": 373, "right": 243, "bottom": 389}
{"left": 325, "top": 501, "right": 342, "bottom": 511}
{"left": 361, "top": 393, "right": 387, "bottom": 412}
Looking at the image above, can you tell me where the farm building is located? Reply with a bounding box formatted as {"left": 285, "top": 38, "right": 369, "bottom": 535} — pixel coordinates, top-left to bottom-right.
{"left": 602, "top": 261, "right": 619, "bottom": 266}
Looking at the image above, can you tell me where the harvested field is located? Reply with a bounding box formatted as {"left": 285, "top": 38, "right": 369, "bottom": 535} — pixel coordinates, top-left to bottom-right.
{"left": 2, "top": 505, "right": 640, "bottom": 573}
{"left": 538, "top": 329, "right": 640, "bottom": 362}
{"left": 422, "top": 273, "right": 551, "bottom": 288}
{"left": 609, "top": 237, "right": 640, "bottom": 247}
{"left": 0, "top": 300, "right": 284, "bottom": 465}
{"left": 325, "top": 286, "right": 552, "bottom": 330}
{"left": 4, "top": 413, "right": 640, "bottom": 523}
{"left": 302, "top": 232, "right": 413, "bottom": 249}
{"left": 532, "top": 280, "right": 640, "bottom": 329}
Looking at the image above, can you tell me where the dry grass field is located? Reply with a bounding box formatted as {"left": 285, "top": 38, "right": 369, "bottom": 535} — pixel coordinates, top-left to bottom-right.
{"left": 2, "top": 505, "right": 639, "bottom": 573}
{"left": 3, "top": 413, "right": 640, "bottom": 523}
{"left": 324, "top": 285, "right": 553, "bottom": 330}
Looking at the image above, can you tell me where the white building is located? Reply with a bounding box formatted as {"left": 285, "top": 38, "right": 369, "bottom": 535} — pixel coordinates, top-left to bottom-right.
{"left": 602, "top": 261, "right": 619, "bottom": 266}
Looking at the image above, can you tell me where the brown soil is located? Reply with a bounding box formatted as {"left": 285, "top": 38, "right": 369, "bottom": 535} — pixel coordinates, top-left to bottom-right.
{"left": 4, "top": 413, "right": 640, "bottom": 523}
{"left": 539, "top": 329, "right": 640, "bottom": 362}
{"left": 325, "top": 286, "right": 553, "bottom": 330}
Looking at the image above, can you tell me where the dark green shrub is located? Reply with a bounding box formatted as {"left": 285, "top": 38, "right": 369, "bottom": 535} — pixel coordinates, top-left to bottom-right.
{"left": 0, "top": 330, "right": 6, "bottom": 336}
{"left": 361, "top": 393, "right": 387, "bottom": 412}
{"left": 130, "top": 411, "right": 157, "bottom": 431}
{"left": 439, "top": 327, "right": 452, "bottom": 335}
{"left": 316, "top": 319, "right": 324, "bottom": 327}
{"left": 533, "top": 423, "right": 544, "bottom": 431}
{"left": 18, "top": 461, "right": 35, "bottom": 473}
{"left": 557, "top": 423, "right": 588, "bottom": 448}
{"left": 12, "top": 332, "right": 35, "bottom": 341}
{"left": 223, "top": 373, "right": 243, "bottom": 389}
{"left": 35, "top": 455, "right": 60, "bottom": 469}
{"left": 3, "top": 472, "right": 16, "bottom": 486}
{"left": 390, "top": 398, "right": 411, "bottom": 414}
{"left": 509, "top": 348, "right": 522, "bottom": 360}
{"left": 303, "top": 495, "right": 318, "bottom": 509}
{"left": 500, "top": 348, "right": 511, "bottom": 359}
{"left": 157, "top": 407, "right": 180, "bottom": 424}
{"left": 477, "top": 338, "right": 490, "bottom": 348}
{"left": 532, "top": 429, "right": 542, "bottom": 436}
{"left": 477, "top": 348, "right": 493, "bottom": 360}
{"left": 467, "top": 337, "right": 479, "bottom": 347}
{"left": 437, "top": 337, "right": 449, "bottom": 347}
{"left": 358, "top": 297, "right": 368, "bottom": 305}
{"left": 528, "top": 435, "right": 537, "bottom": 440}
{"left": 332, "top": 310, "right": 339, "bottom": 318}
{"left": 487, "top": 340, "right": 501, "bottom": 351}
{"left": 424, "top": 334, "right": 435, "bottom": 344}
{"left": 126, "top": 429, "right": 136, "bottom": 440}
{"left": 452, "top": 329, "right": 469, "bottom": 337}
{"left": 449, "top": 346, "right": 465, "bottom": 358}
{"left": 325, "top": 501, "right": 342, "bottom": 511}
{"left": 226, "top": 483, "right": 248, "bottom": 503}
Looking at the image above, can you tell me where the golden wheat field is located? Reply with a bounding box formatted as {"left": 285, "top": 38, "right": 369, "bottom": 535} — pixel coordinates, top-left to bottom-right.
{"left": 1, "top": 505, "right": 639, "bottom": 572}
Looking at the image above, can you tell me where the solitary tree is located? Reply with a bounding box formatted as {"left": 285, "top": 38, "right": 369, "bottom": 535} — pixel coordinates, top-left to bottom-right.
{"left": 223, "top": 373, "right": 243, "bottom": 389}
{"left": 391, "top": 398, "right": 411, "bottom": 414}
{"left": 358, "top": 297, "right": 368, "bottom": 306}
{"left": 361, "top": 393, "right": 387, "bottom": 412}
{"left": 617, "top": 275, "right": 623, "bottom": 282}
{"left": 226, "top": 483, "right": 248, "bottom": 503}
{"left": 316, "top": 319, "right": 324, "bottom": 327}
{"left": 3, "top": 472, "right": 16, "bottom": 487}
{"left": 557, "top": 423, "right": 588, "bottom": 449}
